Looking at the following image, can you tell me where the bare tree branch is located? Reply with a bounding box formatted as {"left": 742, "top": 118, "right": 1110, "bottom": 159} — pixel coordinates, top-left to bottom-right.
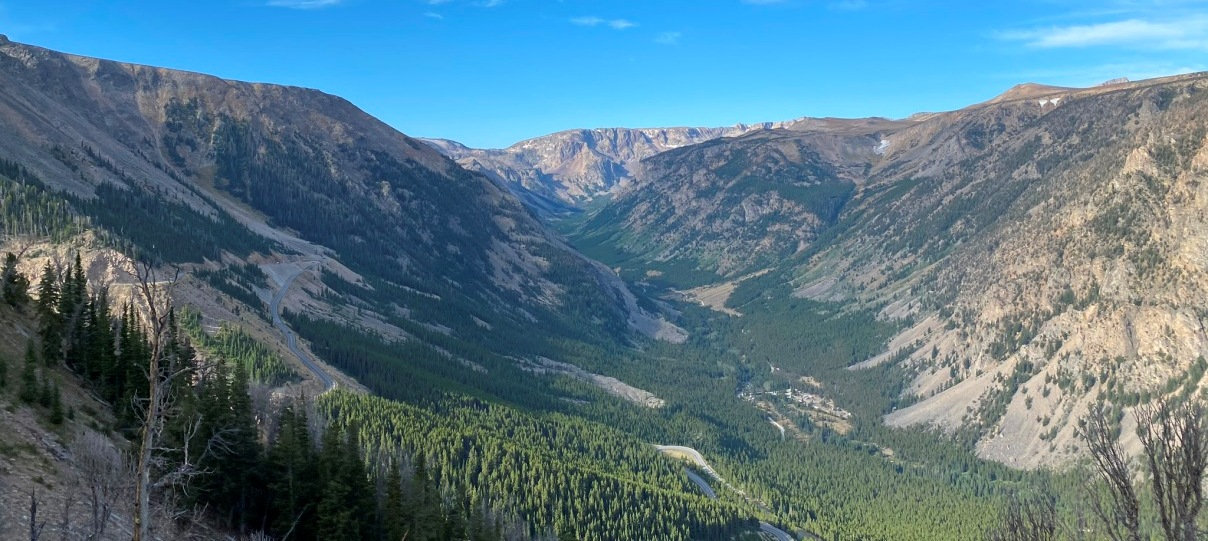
{"left": 28, "top": 488, "right": 46, "bottom": 541}
{"left": 1078, "top": 402, "right": 1141, "bottom": 541}
{"left": 1135, "top": 397, "right": 1208, "bottom": 541}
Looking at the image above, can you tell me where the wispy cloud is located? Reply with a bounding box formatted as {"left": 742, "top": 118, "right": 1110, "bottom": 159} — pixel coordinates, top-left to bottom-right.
{"left": 424, "top": 11, "right": 444, "bottom": 19}
{"left": 476, "top": 0, "right": 503, "bottom": 7}
{"left": 570, "top": 16, "right": 603, "bottom": 26}
{"left": 266, "top": 0, "right": 341, "bottom": 9}
{"left": 571, "top": 16, "right": 636, "bottom": 30}
{"left": 1000, "top": 16, "right": 1208, "bottom": 50}
{"left": 655, "top": 31, "right": 682, "bottom": 45}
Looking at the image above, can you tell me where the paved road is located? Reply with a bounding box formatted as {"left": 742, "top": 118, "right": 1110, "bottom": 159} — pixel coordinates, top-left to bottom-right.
{"left": 655, "top": 445, "right": 722, "bottom": 479}
{"left": 270, "top": 263, "right": 334, "bottom": 392}
{"left": 759, "top": 521, "right": 795, "bottom": 541}
{"left": 684, "top": 469, "right": 717, "bottom": 499}
{"left": 656, "top": 444, "right": 796, "bottom": 541}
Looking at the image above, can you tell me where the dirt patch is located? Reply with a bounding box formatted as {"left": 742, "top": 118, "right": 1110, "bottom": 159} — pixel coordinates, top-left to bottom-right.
{"left": 679, "top": 269, "right": 772, "bottom": 317}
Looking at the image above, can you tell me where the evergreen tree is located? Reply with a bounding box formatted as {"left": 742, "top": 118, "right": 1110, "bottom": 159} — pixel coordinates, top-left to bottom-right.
{"left": 39, "top": 376, "right": 53, "bottom": 408}
{"left": 408, "top": 453, "right": 441, "bottom": 541}
{"left": 116, "top": 304, "right": 149, "bottom": 429}
{"left": 59, "top": 253, "right": 88, "bottom": 372}
{"left": 0, "top": 352, "right": 7, "bottom": 389}
{"left": 1, "top": 252, "right": 29, "bottom": 307}
{"left": 217, "top": 361, "right": 263, "bottom": 531}
{"left": 342, "top": 424, "right": 374, "bottom": 540}
{"left": 50, "top": 384, "right": 64, "bottom": 425}
{"left": 383, "top": 461, "right": 407, "bottom": 541}
{"left": 19, "top": 340, "right": 38, "bottom": 403}
{"left": 36, "top": 262, "right": 62, "bottom": 365}
{"left": 267, "top": 403, "right": 319, "bottom": 540}
{"left": 316, "top": 423, "right": 357, "bottom": 541}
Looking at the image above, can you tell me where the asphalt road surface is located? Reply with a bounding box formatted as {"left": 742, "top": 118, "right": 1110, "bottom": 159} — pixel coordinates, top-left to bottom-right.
{"left": 270, "top": 263, "right": 334, "bottom": 392}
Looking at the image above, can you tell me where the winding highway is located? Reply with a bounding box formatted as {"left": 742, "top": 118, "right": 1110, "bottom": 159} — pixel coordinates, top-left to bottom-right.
{"left": 270, "top": 263, "right": 334, "bottom": 392}
{"left": 655, "top": 444, "right": 796, "bottom": 541}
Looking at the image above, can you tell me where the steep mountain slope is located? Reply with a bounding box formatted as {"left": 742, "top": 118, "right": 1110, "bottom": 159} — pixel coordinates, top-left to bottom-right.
{"left": 422, "top": 119, "right": 826, "bottom": 210}
{"left": 575, "top": 72, "right": 1208, "bottom": 467}
{"left": 0, "top": 38, "right": 1084, "bottom": 540}
{"left": 0, "top": 38, "right": 747, "bottom": 540}
{"left": 0, "top": 36, "right": 679, "bottom": 358}
{"left": 571, "top": 118, "right": 910, "bottom": 282}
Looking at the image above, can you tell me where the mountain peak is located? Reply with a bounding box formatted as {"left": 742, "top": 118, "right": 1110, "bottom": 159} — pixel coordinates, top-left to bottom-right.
{"left": 985, "top": 82, "right": 1078, "bottom": 104}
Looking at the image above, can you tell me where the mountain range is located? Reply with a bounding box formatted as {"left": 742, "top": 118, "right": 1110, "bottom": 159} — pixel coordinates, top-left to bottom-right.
{"left": 2, "top": 33, "right": 1207, "bottom": 539}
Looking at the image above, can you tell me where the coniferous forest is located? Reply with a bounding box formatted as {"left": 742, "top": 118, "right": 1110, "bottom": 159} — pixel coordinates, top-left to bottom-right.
{"left": 6, "top": 32, "right": 1208, "bottom": 541}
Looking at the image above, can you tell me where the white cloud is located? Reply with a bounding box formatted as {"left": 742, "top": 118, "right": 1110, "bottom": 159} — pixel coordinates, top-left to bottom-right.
{"left": 476, "top": 0, "right": 504, "bottom": 6}
{"left": 1000, "top": 16, "right": 1208, "bottom": 50}
{"left": 571, "top": 16, "right": 604, "bottom": 26}
{"left": 266, "top": 0, "right": 341, "bottom": 9}
{"left": 655, "top": 31, "right": 682, "bottom": 45}
{"left": 571, "top": 16, "right": 636, "bottom": 30}
{"left": 424, "top": 11, "right": 444, "bottom": 19}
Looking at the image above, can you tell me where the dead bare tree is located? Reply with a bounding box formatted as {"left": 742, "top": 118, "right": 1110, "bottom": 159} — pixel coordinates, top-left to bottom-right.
{"left": 127, "top": 259, "right": 242, "bottom": 541}
{"left": 130, "top": 259, "right": 183, "bottom": 541}
{"left": 29, "top": 488, "right": 46, "bottom": 541}
{"left": 1078, "top": 402, "right": 1141, "bottom": 541}
{"left": 1135, "top": 398, "right": 1208, "bottom": 541}
{"left": 76, "top": 430, "right": 127, "bottom": 540}
{"left": 991, "top": 490, "right": 1058, "bottom": 541}
{"left": 1081, "top": 396, "right": 1208, "bottom": 541}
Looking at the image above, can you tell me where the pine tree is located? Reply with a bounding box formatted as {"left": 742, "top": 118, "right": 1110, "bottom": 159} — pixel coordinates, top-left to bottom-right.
{"left": 36, "top": 262, "right": 62, "bottom": 365}
{"left": 39, "top": 376, "right": 53, "bottom": 408}
{"left": 50, "top": 384, "right": 64, "bottom": 425}
{"left": 20, "top": 340, "right": 39, "bottom": 403}
{"left": 409, "top": 453, "right": 441, "bottom": 541}
{"left": 0, "top": 354, "right": 8, "bottom": 389}
{"left": 341, "top": 424, "right": 373, "bottom": 540}
{"left": 316, "top": 423, "right": 357, "bottom": 541}
{"left": 383, "top": 461, "right": 407, "bottom": 541}
{"left": 88, "top": 290, "right": 117, "bottom": 391}
{"left": 267, "top": 403, "right": 319, "bottom": 540}
{"left": 217, "top": 360, "right": 263, "bottom": 531}
{"left": 443, "top": 486, "right": 468, "bottom": 541}
{"left": 1, "top": 252, "right": 29, "bottom": 308}
{"left": 59, "top": 253, "right": 88, "bottom": 372}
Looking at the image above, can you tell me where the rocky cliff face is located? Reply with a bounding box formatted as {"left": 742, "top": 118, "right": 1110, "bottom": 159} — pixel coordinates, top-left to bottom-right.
{"left": 575, "top": 72, "right": 1208, "bottom": 466}
{"left": 571, "top": 118, "right": 910, "bottom": 280}
{"left": 422, "top": 120, "right": 836, "bottom": 209}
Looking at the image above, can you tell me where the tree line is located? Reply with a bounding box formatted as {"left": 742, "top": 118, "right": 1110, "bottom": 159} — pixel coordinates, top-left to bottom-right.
{"left": 1, "top": 253, "right": 520, "bottom": 540}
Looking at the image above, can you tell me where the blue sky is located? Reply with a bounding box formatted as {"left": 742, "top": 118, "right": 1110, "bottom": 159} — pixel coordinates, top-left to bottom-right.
{"left": 2, "top": 1, "right": 1207, "bottom": 148}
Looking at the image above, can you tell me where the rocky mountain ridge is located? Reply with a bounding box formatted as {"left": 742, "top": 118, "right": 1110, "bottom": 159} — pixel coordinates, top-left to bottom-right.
{"left": 421, "top": 117, "right": 891, "bottom": 211}
{"left": 0, "top": 38, "right": 681, "bottom": 378}
{"left": 571, "top": 71, "right": 1208, "bottom": 467}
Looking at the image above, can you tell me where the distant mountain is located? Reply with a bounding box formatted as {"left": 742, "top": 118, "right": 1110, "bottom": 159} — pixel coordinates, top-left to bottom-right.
{"left": 421, "top": 119, "right": 848, "bottom": 210}
{"left": 571, "top": 72, "right": 1208, "bottom": 467}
